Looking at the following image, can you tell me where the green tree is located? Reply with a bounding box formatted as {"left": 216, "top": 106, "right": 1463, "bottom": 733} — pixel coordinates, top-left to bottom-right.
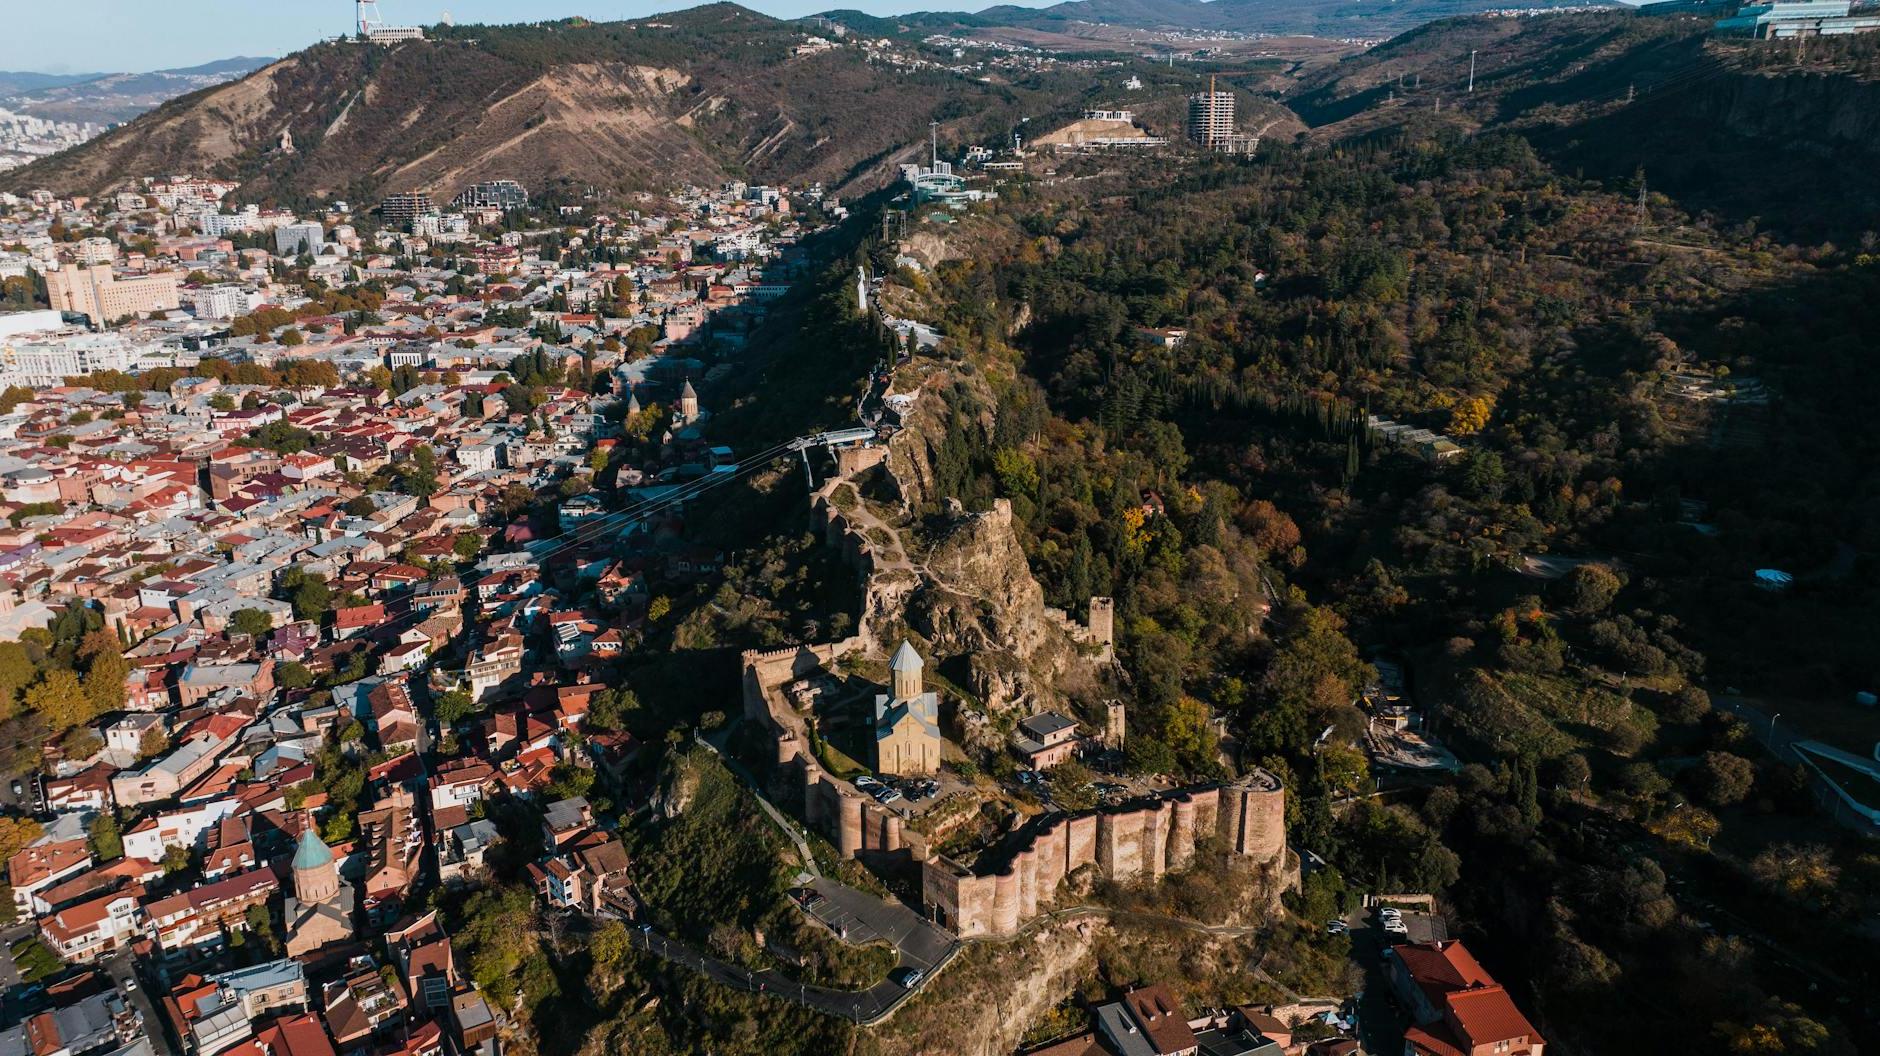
{"left": 1692, "top": 751, "right": 1756, "bottom": 806}
{"left": 589, "top": 687, "right": 640, "bottom": 731}
{"left": 277, "top": 662, "right": 313, "bottom": 690}
{"left": 229, "top": 608, "right": 274, "bottom": 639}
{"left": 403, "top": 444, "right": 440, "bottom": 499}
{"left": 434, "top": 690, "right": 475, "bottom": 727}
{"left": 161, "top": 845, "right": 191, "bottom": 875}
{"left": 1561, "top": 563, "right": 1624, "bottom": 616}
{"left": 281, "top": 569, "right": 333, "bottom": 622}
{"left": 138, "top": 725, "right": 169, "bottom": 760}
{"left": 87, "top": 812, "right": 122, "bottom": 860}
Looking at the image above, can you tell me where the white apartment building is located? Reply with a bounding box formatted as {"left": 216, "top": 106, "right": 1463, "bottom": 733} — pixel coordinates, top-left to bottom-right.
{"left": 413, "top": 213, "right": 472, "bottom": 242}
{"left": 75, "top": 237, "right": 117, "bottom": 265}
{"left": 197, "top": 205, "right": 262, "bottom": 237}
{"left": 0, "top": 332, "right": 153, "bottom": 387}
{"left": 188, "top": 284, "right": 259, "bottom": 320}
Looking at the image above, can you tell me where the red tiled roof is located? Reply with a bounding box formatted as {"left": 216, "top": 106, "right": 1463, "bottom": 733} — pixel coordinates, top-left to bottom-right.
{"left": 1121, "top": 984, "right": 1196, "bottom": 1055}
{"left": 1447, "top": 986, "right": 1541, "bottom": 1050}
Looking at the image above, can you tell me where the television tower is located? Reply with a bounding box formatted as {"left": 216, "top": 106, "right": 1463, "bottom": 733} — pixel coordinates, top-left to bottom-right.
{"left": 356, "top": 0, "right": 385, "bottom": 37}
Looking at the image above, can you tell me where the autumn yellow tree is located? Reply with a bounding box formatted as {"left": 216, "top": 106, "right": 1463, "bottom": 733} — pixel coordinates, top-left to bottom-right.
{"left": 24, "top": 669, "right": 92, "bottom": 733}
{"left": 1448, "top": 394, "right": 1496, "bottom": 435}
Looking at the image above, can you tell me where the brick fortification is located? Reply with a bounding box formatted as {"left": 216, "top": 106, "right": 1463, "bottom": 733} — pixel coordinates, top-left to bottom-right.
{"left": 921, "top": 770, "right": 1286, "bottom": 938}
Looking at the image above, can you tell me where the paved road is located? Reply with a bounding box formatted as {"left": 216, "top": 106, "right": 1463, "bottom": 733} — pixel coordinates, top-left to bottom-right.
{"left": 589, "top": 916, "right": 953, "bottom": 1025}
{"left": 104, "top": 950, "right": 173, "bottom": 1056}
{"left": 807, "top": 877, "right": 952, "bottom": 973}
{"left": 0, "top": 924, "right": 27, "bottom": 996}
{"left": 1712, "top": 695, "right": 1802, "bottom": 761}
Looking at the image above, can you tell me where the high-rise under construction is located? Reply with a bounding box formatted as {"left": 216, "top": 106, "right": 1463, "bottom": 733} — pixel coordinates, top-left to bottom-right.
{"left": 1187, "top": 84, "right": 1236, "bottom": 149}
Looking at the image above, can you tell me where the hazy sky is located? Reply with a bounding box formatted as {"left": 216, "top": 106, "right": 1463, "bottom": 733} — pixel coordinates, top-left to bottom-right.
{"left": 3, "top": 0, "right": 1048, "bottom": 75}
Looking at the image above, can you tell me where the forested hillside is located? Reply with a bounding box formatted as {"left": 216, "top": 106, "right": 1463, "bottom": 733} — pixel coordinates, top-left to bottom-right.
{"left": 873, "top": 114, "right": 1879, "bottom": 1051}
{"left": 1286, "top": 12, "right": 1880, "bottom": 238}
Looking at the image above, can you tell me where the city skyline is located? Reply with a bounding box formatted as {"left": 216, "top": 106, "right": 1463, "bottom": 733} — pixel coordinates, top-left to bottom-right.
{"left": 0, "top": 0, "right": 1055, "bottom": 76}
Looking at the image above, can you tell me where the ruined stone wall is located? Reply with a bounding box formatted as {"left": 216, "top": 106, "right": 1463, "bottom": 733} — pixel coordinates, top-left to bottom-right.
{"left": 921, "top": 770, "right": 1287, "bottom": 939}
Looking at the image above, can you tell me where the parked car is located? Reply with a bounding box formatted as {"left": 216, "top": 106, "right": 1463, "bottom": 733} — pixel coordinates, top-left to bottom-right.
{"left": 1326, "top": 920, "right": 1349, "bottom": 935}
{"left": 854, "top": 776, "right": 883, "bottom": 792}
{"left": 874, "top": 787, "right": 903, "bottom": 803}
{"left": 891, "top": 967, "right": 924, "bottom": 989}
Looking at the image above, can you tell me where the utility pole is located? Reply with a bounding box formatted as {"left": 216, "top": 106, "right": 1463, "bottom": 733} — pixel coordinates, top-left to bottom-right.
{"left": 1468, "top": 50, "right": 1477, "bottom": 94}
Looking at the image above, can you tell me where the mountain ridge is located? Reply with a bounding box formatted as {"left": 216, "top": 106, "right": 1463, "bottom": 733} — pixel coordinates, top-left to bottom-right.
{"left": 1, "top": 5, "right": 1090, "bottom": 204}
{"left": 823, "top": 0, "right": 1624, "bottom": 41}
{"left": 1, "top": 57, "right": 276, "bottom": 126}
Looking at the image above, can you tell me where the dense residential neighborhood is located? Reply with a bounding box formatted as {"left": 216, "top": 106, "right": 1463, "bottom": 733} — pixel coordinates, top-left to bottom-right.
{"left": 0, "top": 171, "right": 827, "bottom": 1056}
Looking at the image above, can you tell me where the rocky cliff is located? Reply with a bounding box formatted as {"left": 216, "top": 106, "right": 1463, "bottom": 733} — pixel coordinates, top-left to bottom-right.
{"left": 907, "top": 499, "right": 1089, "bottom": 713}
{"left": 868, "top": 353, "right": 1110, "bottom": 715}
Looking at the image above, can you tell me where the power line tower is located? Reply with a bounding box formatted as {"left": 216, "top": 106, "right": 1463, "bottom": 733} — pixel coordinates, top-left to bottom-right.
{"left": 1468, "top": 50, "right": 1478, "bottom": 94}
{"left": 1635, "top": 168, "right": 1649, "bottom": 232}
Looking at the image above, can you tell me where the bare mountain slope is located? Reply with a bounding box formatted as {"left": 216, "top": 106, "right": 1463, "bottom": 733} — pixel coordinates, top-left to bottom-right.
{"left": 5, "top": 5, "right": 1086, "bottom": 203}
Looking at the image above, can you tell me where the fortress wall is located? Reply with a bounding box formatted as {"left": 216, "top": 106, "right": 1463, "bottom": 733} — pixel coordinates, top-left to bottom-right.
{"left": 1169, "top": 796, "right": 1197, "bottom": 872}
{"left": 1018, "top": 846, "right": 1039, "bottom": 920}
{"left": 1035, "top": 818, "right": 1068, "bottom": 895}
{"left": 921, "top": 772, "right": 1289, "bottom": 938}
{"left": 837, "top": 791, "right": 864, "bottom": 858}
{"left": 991, "top": 868, "right": 1020, "bottom": 936}
{"left": 1191, "top": 786, "right": 1219, "bottom": 838}
{"left": 1100, "top": 807, "right": 1145, "bottom": 880}
{"left": 1147, "top": 800, "right": 1172, "bottom": 879}
{"left": 1066, "top": 814, "right": 1098, "bottom": 872}
{"left": 1218, "top": 769, "right": 1286, "bottom": 862}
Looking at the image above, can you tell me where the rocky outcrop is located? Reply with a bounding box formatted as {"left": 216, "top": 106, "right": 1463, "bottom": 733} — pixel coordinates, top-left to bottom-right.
{"left": 905, "top": 499, "right": 1104, "bottom": 711}
{"left": 650, "top": 750, "right": 704, "bottom": 820}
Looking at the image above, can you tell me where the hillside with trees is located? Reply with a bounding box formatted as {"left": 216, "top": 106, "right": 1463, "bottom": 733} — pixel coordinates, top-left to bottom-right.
{"left": 862, "top": 101, "right": 1879, "bottom": 1050}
